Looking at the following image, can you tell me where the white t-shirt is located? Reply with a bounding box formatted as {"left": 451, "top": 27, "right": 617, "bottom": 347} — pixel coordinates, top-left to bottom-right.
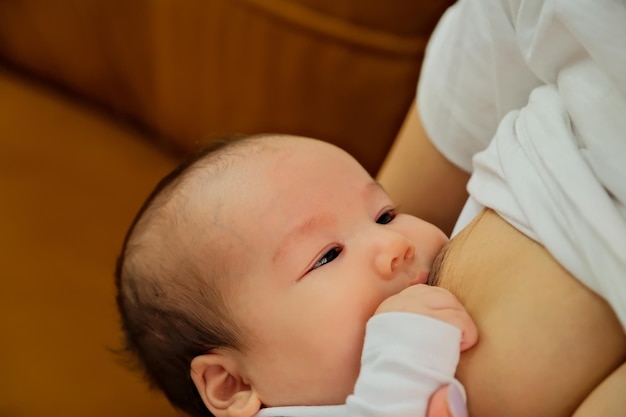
{"left": 257, "top": 313, "right": 463, "bottom": 417}
{"left": 419, "top": 0, "right": 626, "bottom": 329}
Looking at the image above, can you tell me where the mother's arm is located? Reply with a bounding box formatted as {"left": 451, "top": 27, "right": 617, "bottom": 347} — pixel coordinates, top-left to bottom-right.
{"left": 377, "top": 103, "right": 469, "bottom": 236}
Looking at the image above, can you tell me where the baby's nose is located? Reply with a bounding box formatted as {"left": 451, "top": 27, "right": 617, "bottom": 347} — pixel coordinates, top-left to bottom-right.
{"left": 374, "top": 236, "right": 415, "bottom": 280}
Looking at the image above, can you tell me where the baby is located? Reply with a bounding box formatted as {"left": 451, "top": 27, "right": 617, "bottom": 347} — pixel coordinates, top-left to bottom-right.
{"left": 115, "top": 134, "right": 477, "bottom": 417}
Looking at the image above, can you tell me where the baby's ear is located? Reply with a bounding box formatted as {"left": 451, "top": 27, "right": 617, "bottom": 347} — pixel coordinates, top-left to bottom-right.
{"left": 190, "top": 352, "right": 261, "bottom": 417}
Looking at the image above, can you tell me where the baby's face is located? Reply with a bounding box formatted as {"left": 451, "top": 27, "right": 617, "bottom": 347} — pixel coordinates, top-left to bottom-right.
{"left": 199, "top": 136, "right": 447, "bottom": 407}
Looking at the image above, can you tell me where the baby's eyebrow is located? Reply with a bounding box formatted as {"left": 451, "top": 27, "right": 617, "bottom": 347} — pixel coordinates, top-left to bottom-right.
{"left": 371, "top": 180, "right": 387, "bottom": 193}
{"left": 361, "top": 180, "right": 389, "bottom": 201}
{"left": 272, "top": 214, "right": 334, "bottom": 265}
{"left": 428, "top": 241, "right": 453, "bottom": 286}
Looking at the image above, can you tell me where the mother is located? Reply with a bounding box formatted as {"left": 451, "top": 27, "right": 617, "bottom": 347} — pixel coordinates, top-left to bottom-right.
{"left": 379, "top": 0, "right": 626, "bottom": 415}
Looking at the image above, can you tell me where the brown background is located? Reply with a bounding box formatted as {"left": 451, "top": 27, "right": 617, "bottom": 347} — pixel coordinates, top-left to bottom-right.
{"left": 0, "top": 1, "right": 453, "bottom": 416}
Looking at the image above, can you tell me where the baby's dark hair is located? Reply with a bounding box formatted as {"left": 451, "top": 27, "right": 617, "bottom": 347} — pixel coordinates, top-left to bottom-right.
{"left": 115, "top": 135, "right": 270, "bottom": 417}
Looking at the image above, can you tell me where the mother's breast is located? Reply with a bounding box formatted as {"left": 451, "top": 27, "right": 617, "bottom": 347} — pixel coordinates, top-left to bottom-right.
{"left": 438, "top": 209, "right": 626, "bottom": 417}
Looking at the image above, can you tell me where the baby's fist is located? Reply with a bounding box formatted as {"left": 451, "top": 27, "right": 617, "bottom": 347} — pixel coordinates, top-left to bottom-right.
{"left": 375, "top": 285, "right": 478, "bottom": 351}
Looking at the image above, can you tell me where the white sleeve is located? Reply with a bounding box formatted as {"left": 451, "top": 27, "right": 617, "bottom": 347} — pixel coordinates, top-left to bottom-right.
{"left": 256, "top": 313, "right": 463, "bottom": 417}
{"left": 419, "top": 0, "right": 626, "bottom": 328}
{"left": 419, "top": 0, "right": 626, "bottom": 178}
{"left": 417, "top": 0, "right": 543, "bottom": 173}
{"left": 345, "top": 313, "right": 463, "bottom": 417}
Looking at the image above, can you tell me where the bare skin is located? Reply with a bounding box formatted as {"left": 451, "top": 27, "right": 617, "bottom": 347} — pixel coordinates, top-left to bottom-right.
{"left": 379, "top": 104, "right": 626, "bottom": 417}
{"left": 433, "top": 209, "right": 626, "bottom": 417}
{"left": 377, "top": 102, "right": 469, "bottom": 236}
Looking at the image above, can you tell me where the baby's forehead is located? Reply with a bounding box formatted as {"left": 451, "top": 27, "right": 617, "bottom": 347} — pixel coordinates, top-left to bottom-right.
{"left": 169, "top": 136, "right": 377, "bottom": 278}
{"left": 187, "top": 137, "right": 316, "bottom": 180}
{"left": 180, "top": 136, "right": 367, "bottom": 213}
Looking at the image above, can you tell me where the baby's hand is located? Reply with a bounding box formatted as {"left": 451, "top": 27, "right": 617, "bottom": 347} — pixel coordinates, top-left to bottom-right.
{"left": 375, "top": 284, "right": 478, "bottom": 351}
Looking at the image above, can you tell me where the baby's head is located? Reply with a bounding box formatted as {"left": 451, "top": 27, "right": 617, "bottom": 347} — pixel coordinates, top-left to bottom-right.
{"left": 116, "top": 135, "right": 447, "bottom": 417}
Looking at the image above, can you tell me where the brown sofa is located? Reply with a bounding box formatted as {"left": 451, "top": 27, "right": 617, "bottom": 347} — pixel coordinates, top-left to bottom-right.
{"left": 0, "top": 1, "right": 452, "bottom": 416}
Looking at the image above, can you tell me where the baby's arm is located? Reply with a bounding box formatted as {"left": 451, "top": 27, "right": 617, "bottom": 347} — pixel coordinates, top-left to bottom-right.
{"left": 345, "top": 285, "right": 477, "bottom": 417}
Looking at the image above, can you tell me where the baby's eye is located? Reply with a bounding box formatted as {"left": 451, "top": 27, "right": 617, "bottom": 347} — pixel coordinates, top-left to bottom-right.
{"left": 376, "top": 209, "right": 396, "bottom": 225}
{"left": 311, "top": 247, "right": 342, "bottom": 270}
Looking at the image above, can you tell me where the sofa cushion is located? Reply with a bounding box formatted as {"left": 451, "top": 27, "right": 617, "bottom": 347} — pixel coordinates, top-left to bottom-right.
{"left": 0, "top": 66, "right": 179, "bottom": 417}
{"left": 0, "top": 0, "right": 453, "bottom": 174}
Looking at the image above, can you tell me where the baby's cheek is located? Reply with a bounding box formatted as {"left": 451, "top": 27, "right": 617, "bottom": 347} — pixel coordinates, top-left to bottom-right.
{"left": 321, "top": 315, "right": 368, "bottom": 393}
{"left": 325, "top": 347, "right": 362, "bottom": 402}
